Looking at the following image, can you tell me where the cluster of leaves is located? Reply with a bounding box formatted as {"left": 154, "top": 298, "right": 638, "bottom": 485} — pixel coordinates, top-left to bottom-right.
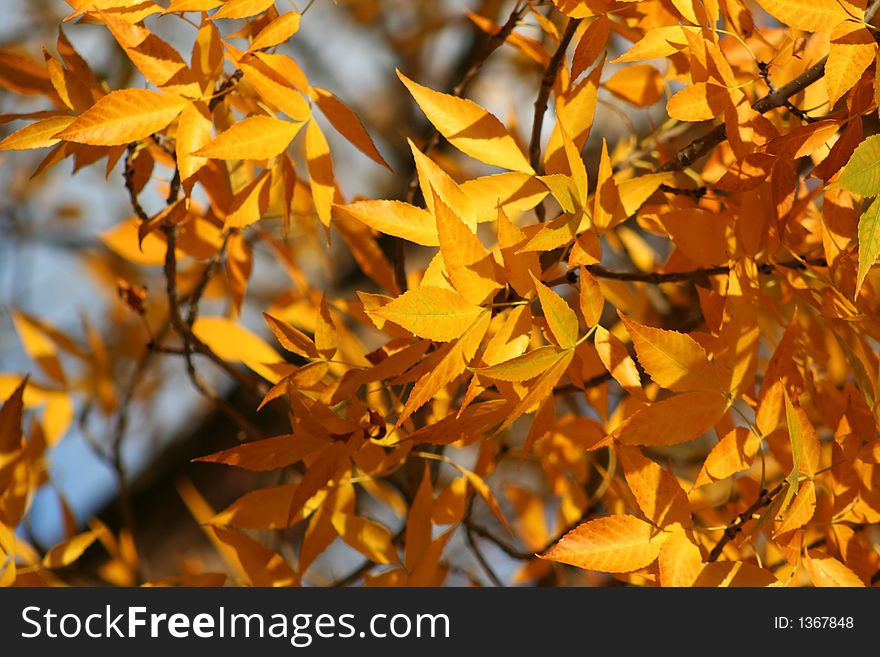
{"left": 1, "top": 0, "right": 880, "bottom": 587}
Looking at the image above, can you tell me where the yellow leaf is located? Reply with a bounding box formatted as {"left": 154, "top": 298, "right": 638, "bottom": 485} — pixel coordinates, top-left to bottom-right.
{"left": 572, "top": 15, "right": 611, "bottom": 79}
{"left": 331, "top": 513, "right": 399, "bottom": 565}
{"left": 99, "top": 11, "right": 201, "bottom": 97}
{"left": 100, "top": 216, "right": 176, "bottom": 266}
{"left": 405, "top": 464, "right": 434, "bottom": 570}
{"left": 55, "top": 88, "right": 186, "bottom": 145}
{"left": 826, "top": 22, "right": 875, "bottom": 107}
{"left": 594, "top": 326, "right": 643, "bottom": 398}
{"left": 211, "top": 0, "right": 275, "bottom": 20}
{"left": 775, "top": 480, "right": 816, "bottom": 536}
{"left": 208, "top": 525, "right": 297, "bottom": 586}
{"left": 397, "top": 70, "right": 533, "bottom": 173}
{"left": 239, "top": 55, "right": 311, "bottom": 122}
{"left": 593, "top": 138, "right": 622, "bottom": 230}
{"left": 804, "top": 550, "right": 866, "bottom": 586}
{"left": 619, "top": 313, "right": 719, "bottom": 392}
{"left": 498, "top": 348, "right": 574, "bottom": 431}
{"left": 459, "top": 173, "right": 547, "bottom": 222}
{"left": 694, "top": 561, "right": 778, "bottom": 586}
{"left": 248, "top": 12, "right": 301, "bottom": 52}
{"left": 0, "top": 115, "right": 75, "bottom": 151}
{"left": 532, "top": 275, "right": 579, "bottom": 350}
{"left": 658, "top": 529, "right": 703, "bottom": 586}
{"left": 613, "top": 26, "right": 697, "bottom": 63}
{"left": 368, "top": 286, "right": 486, "bottom": 342}
{"left": 667, "top": 82, "right": 730, "bottom": 122}
{"left": 410, "top": 139, "right": 477, "bottom": 230}
{"left": 314, "top": 87, "right": 390, "bottom": 169}
{"left": 434, "top": 189, "right": 501, "bottom": 305}
{"left": 617, "top": 172, "right": 673, "bottom": 215}
{"left": 578, "top": 267, "right": 603, "bottom": 327}
{"left": 262, "top": 312, "right": 319, "bottom": 359}
{"left": 42, "top": 531, "right": 96, "bottom": 569}
{"left": 65, "top": 0, "right": 162, "bottom": 23}
{"left": 225, "top": 170, "right": 271, "bottom": 228}
{"left": 617, "top": 444, "right": 691, "bottom": 529}
{"left": 604, "top": 64, "right": 663, "bottom": 107}
{"left": 315, "top": 294, "right": 338, "bottom": 359}
{"left": 541, "top": 515, "right": 667, "bottom": 573}
{"left": 175, "top": 101, "right": 212, "bottom": 182}
{"left": 497, "top": 206, "right": 540, "bottom": 298}
{"left": 694, "top": 427, "right": 760, "bottom": 487}
{"left": 11, "top": 310, "right": 66, "bottom": 386}
{"left": 611, "top": 391, "right": 728, "bottom": 447}
{"left": 397, "top": 311, "right": 490, "bottom": 426}
{"left": 167, "top": 1, "right": 223, "bottom": 13}
{"left": 195, "top": 433, "right": 326, "bottom": 471}
{"left": 754, "top": 0, "right": 854, "bottom": 32}
{"left": 305, "top": 120, "right": 335, "bottom": 228}
{"left": 334, "top": 200, "right": 439, "bottom": 247}
{"left": 192, "top": 316, "right": 283, "bottom": 383}
{"left": 194, "top": 115, "right": 303, "bottom": 160}
{"left": 544, "top": 66, "right": 601, "bottom": 174}
{"left": 474, "top": 346, "right": 566, "bottom": 382}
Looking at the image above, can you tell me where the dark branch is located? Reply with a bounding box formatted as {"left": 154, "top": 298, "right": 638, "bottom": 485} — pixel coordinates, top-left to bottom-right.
{"left": 529, "top": 17, "right": 581, "bottom": 221}
{"left": 707, "top": 483, "right": 784, "bottom": 562}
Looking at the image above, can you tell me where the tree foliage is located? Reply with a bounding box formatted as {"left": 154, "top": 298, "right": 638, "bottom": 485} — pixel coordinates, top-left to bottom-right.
{"left": 1, "top": 0, "right": 880, "bottom": 587}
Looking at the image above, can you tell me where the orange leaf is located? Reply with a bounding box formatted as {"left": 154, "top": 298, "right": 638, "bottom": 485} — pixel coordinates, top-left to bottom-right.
{"left": 694, "top": 426, "right": 760, "bottom": 487}
{"left": 617, "top": 444, "right": 691, "bottom": 529}
{"left": 56, "top": 89, "right": 186, "bottom": 145}
{"left": 542, "top": 515, "right": 667, "bottom": 573}
{"left": 804, "top": 550, "right": 867, "bottom": 587}
{"left": 619, "top": 313, "right": 719, "bottom": 392}
{"left": 397, "top": 70, "right": 533, "bottom": 173}
{"left": 667, "top": 82, "right": 730, "bottom": 122}
{"left": 612, "top": 391, "right": 728, "bottom": 447}
{"left": 194, "top": 115, "right": 303, "bottom": 160}
{"left": 313, "top": 87, "right": 390, "bottom": 169}
{"left": 532, "top": 275, "right": 579, "bottom": 350}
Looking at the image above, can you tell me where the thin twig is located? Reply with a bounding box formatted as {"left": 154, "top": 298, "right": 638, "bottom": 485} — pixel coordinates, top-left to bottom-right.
{"left": 463, "top": 496, "right": 504, "bottom": 586}
{"left": 542, "top": 257, "right": 828, "bottom": 288}
{"left": 529, "top": 17, "right": 581, "bottom": 221}
{"left": 707, "top": 483, "right": 784, "bottom": 562}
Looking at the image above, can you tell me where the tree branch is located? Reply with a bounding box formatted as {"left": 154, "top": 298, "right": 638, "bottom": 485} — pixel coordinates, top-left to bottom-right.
{"left": 659, "top": 0, "right": 880, "bottom": 173}
{"left": 707, "top": 483, "right": 784, "bottom": 562}
{"left": 529, "top": 17, "right": 581, "bottom": 221}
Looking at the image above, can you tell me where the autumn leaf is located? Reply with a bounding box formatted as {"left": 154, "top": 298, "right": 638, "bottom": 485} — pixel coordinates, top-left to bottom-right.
{"left": 334, "top": 200, "right": 439, "bottom": 246}
{"left": 619, "top": 313, "right": 719, "bottom": 393}
{"left": 804, "top": 549, "right": 866, "bottom": 587}
{"left": 248, "top": 12, "right": 301, "bottom": 52}
{"left": 192, "top": 316, "right": 283, "bottom": 384}
{"left": 397, "top": 70, "right": 533, "bottom": 173}
{"left": 617, "top": 444, "right": 691, "bottom": 529}
{"left": 368, "top": 286, "right": 487, "bottom": 342}
{"left": 754, "top": 0, "right": 853, "bottom": 32}
{"left": 194, "top": 115, "right": 304, "bottom": 160}
{"left": 532, "top": 275, "right": 579, "bottom": 350}
{"left": 55, "top": 89, "right": 186, "bottom": 145}
{"left": 609, "top": 391, "right": 729, "bottom": 447}
{"left": 0, "top": 115, "right": 75, "bottom": 151}
{"left": 667, "top": 82, "right": 730, "bottom": 122}
{"left": 837, "top": 134, "right": 880, "bottom": 197}
{"left": 542, "top": 515, "right": 668, "bottom": 573}
{"left": 694, "top": 427, "right": 761, "bottom": 487}
{"left": 42, "top": 531, "right": 97, "bottom": 569}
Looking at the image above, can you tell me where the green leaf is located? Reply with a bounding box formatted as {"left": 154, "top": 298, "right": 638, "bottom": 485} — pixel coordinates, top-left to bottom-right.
{"left": 837, "top": 135, "right": 880, "bottom": 197}
{"left": 856, "top": 198, "right": 880, "bottom": 296}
